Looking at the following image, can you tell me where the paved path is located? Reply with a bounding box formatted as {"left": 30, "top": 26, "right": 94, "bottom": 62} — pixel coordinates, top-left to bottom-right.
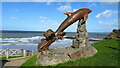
{"left": 2, "top": 57, "right": 30, "bottom": 67}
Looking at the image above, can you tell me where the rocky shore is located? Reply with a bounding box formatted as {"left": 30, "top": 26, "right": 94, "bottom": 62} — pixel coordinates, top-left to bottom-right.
{"left": 65, "top": 29, "right": 120, "bottom": 40}
{"left": 89, "top": 38, "right": 103, "bottom": 41}
{"left": 64, "top": 37, "right": 103, "bottom": 41}
{"left": 104, "top": 29, "right": 120, "bottom": 39}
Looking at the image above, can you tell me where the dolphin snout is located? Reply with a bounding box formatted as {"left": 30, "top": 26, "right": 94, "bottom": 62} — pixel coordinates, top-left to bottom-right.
{"left": 90, "top": 10, "right": 92, "bottom": 12}
{"left": 88, "top": 9, "right": 92, "bottom": 13}
{"left": 89, "top": 10, "right": 92, "bottom": 13}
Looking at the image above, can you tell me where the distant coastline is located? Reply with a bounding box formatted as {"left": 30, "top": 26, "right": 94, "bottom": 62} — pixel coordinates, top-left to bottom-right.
{"left": 0, "top": 30, "right": 111, "bottom": 33}
{"left": 1, "top": 31, "right": 109, "bottom": 51}
{"left": 0, "top": 30, "right": 110, "bottom": 38}
{"left": 65, "top": 37, "right": 104, "bottom": 41}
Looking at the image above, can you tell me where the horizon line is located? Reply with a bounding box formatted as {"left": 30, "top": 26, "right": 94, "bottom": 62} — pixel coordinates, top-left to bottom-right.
{"left": 0, "top": 30, "right": 112, "bottom": 33}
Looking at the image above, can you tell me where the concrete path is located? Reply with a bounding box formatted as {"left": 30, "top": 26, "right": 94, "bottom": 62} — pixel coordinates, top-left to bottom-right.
{"left": 2, "top": 57, "right": 30, "bottom": 68}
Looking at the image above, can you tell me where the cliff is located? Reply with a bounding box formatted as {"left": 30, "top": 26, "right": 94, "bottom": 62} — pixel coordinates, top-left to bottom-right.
{"left": 104, "top": 29, "right": 120, "bottom": 39}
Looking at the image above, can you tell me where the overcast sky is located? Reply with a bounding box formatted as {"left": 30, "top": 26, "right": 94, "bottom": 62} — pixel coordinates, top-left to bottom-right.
{"left": 2, "top": 2, "right": 118, "bottom": 32}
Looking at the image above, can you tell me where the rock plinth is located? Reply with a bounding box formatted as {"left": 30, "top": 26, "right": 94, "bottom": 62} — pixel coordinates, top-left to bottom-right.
{"left": 36, "top": 46, "right": 97, "bottom": 66}
{"left": 36, "top": 19, "right": 97, "bottom": 66}
{"left": 72, "top": 19, "right": 90, "bottom": 48}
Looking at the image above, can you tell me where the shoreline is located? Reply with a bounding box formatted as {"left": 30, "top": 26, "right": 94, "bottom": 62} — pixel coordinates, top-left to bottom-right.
{"left": 64, "top": 37, "right": 104, "bottom": 41}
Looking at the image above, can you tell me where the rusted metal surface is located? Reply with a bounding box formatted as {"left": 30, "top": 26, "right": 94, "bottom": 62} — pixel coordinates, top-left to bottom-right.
{"left": 38, "top": 8, "right": 92, "bottom": 52}
{"left": 56, "top": 8, "right": 92, "bottom": 34}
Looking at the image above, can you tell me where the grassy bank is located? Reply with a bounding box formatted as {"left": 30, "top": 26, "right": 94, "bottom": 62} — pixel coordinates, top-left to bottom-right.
{"left": 21, "top": 38, "right": 119, "bottom": 67}
{"left": 57, "top": 38, "right": 119, "bottom": 66}
{"left": 20, "top": 55, "right": 38, "bottom": 66}
{"left": 0, "top": 56, "right": 23, "bottom": 60}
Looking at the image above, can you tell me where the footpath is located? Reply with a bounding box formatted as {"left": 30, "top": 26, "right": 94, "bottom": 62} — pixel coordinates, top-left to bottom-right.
{"left": 1, "top": 56, "right": 30, "bottom": 68}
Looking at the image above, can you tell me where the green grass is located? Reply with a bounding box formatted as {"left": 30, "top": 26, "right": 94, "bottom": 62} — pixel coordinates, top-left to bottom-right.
{"left": 57, "top": 38, "right": 119, "bottom": 66}
{"left": 20, "top": 38, "right": 119, "bottom": 67}
{"left": 20, "top": 55, "right": 40, "bottom": 67}
{"left": 0, "top": 56, "right": 23, "bottom": 60}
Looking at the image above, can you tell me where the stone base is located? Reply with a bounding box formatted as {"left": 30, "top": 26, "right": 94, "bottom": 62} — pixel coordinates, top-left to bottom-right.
{"left": 36, "top": 45, "right": 97, "bottom": 66}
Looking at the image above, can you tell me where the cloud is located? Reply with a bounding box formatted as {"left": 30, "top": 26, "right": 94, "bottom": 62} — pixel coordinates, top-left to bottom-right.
{"left": 53, "top": 21, "right": 58, "bottom": 25}
{"left": 58, "top": 3, "right": 78, "bottom": 12}
{"left": 11, "top": 16, "right": 18, "bottom": 20}
{"left": 97, "top": 0, "right": 119, "bottom": 2}
{"left": 96, "top": 19, "right": 118, "bottom": 32}
{"left": 67, "top": 8, "right": 79, "bottom": 12}
{"left": 33, "top": 0, "right": 55, "bottom": 5}
{"left": 40, "top": 19, "right": 58, "bottom": 25}
{"left": 33, "top": 0, "right": 74, "bottom": 2}
{"left": 2, "top": 0, "right": 119, "bottom": 2}
{"left": 33, "top": 0, "right": 55, "bottom": 2}
{"left": 95, "top": 10, "right": 118, "bottom": 18}
{"left": 109, "top": 20, "right": 118, "bottom": 27}
{"left": 57, "top": 5, "right": 71, "bottom": 11}
{"left": 46, "top": 2, "right": 51, "bottom": 5}
{"left": 98, "top": 20, "right": 118, "bottom": 28}
{"left": 40, "top": 20, "right": 45, "bottom": 23}
{"left": 98, "top": 21, "right": 103, "bottom": 24}
{"left": 40, "top": 16, "right": 51, "bottom": 23}
{"left": 40, "top": 16, "right": 47, "bottom": 19}
{"left": 15, "top": 9, "right": 19, "bottom": 12}
{"left": 58, "top": 2, "right": 61, "bottom": 5}
{"left": 40, "top": 16, "right": 58, "bottom": 25}
{"left": 96, "top": 10, "right": 112, "bottom": 18}
{"left": 3, "top": 0, "right": 33, "bottom": 2}
{"left": 40, "top": 20, "right": 49, "bottom": 23}
{"left": 73, "top": 9, "right": 78, "bottom": 12}
{"left": 88, "top": 3, "right": 96, "bottom": 7}
{"left": 104, "top": 2, "right": 118, "bottom": 4}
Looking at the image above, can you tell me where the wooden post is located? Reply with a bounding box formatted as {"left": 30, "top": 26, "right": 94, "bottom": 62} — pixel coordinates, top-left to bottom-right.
{"left": 23, "top": 49, "right": 27, "bottom": 57}
{"left": 32, "top": 50, "right": 34, "bottom": 56}
{"left": 26, "top": 49, "right": 29, "bottom": 56}
{"left": 21, "top": 49, "right": 24, "bottom": 56}
{"left": 6, "top": 48, "right": 9, "bottom": 59}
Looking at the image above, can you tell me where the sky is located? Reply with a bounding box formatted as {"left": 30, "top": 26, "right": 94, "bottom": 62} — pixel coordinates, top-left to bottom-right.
{"left": 1, "top": 2, "right": 118, "bottom": 32}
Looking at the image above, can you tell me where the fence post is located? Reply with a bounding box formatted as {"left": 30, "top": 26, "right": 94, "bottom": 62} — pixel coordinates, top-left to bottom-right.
{"left": 23, "top": 49, "right": 27, "bottom": 57}
{"left": 27, "top": 49, "right": 29, "bottom": 56}
{"left": 6, "top": 48, "right": 9, "bottom": 59}
{"left": 21, "top": 49, "right": 23, "bottom": 56}
{"left": 32, "top": 50, "right": 34, "bottom": 56}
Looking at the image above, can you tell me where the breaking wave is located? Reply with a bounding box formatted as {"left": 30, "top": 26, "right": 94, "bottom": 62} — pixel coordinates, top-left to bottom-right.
{"left": 0, "top": 36, "right": 98, "bottom": 51}
{"left": 0, "top": 36, "right": 73, "bottom": 46}
{"left": 0, "top": 36, "right": 44, "bottom": 45}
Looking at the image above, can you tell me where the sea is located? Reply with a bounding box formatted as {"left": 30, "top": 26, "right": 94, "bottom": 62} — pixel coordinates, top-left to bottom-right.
{"left": 0, "top": 31, "right": 110, "bottom": 51}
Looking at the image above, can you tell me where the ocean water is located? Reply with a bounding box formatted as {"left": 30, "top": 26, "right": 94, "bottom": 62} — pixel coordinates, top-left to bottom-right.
{"left": 1, "top": 31, "right": 110, "bottom": 38}
{"left": 0, "top": 31, "right": 110, "bottom": 51}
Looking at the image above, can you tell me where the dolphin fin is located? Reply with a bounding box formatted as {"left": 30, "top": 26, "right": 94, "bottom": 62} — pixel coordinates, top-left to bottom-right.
{"left": 83, "top": 14, "right": 88, "bottom": 22}
{"left": 64, "top": 12, "right": 73, "bottom": 17}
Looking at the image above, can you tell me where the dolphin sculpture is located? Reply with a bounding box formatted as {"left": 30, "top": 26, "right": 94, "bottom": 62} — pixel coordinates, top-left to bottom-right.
{"left": 38, "top": 8, "right": 92, "bottom": 52}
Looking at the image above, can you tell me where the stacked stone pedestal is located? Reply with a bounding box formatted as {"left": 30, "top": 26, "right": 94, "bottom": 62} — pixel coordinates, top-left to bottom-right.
{"left": 36, "top": 19, "right": 97, "bottom": 66}
{"left": 36, "top": 46, "right": 97, "bottom": 66}
{"left": 72, "top": 19, "right": 91, "bottom": 48}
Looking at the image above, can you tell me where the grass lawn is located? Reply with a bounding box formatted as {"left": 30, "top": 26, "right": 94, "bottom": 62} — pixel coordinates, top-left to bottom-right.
{"left": 20, "top": 55, "right": 39, "bottom": 66}
{"left": 20, "top": 38, "right": 119, "bottom": 67}
{"left": 0, "top": 56, "right": 23, "bottom": 60}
